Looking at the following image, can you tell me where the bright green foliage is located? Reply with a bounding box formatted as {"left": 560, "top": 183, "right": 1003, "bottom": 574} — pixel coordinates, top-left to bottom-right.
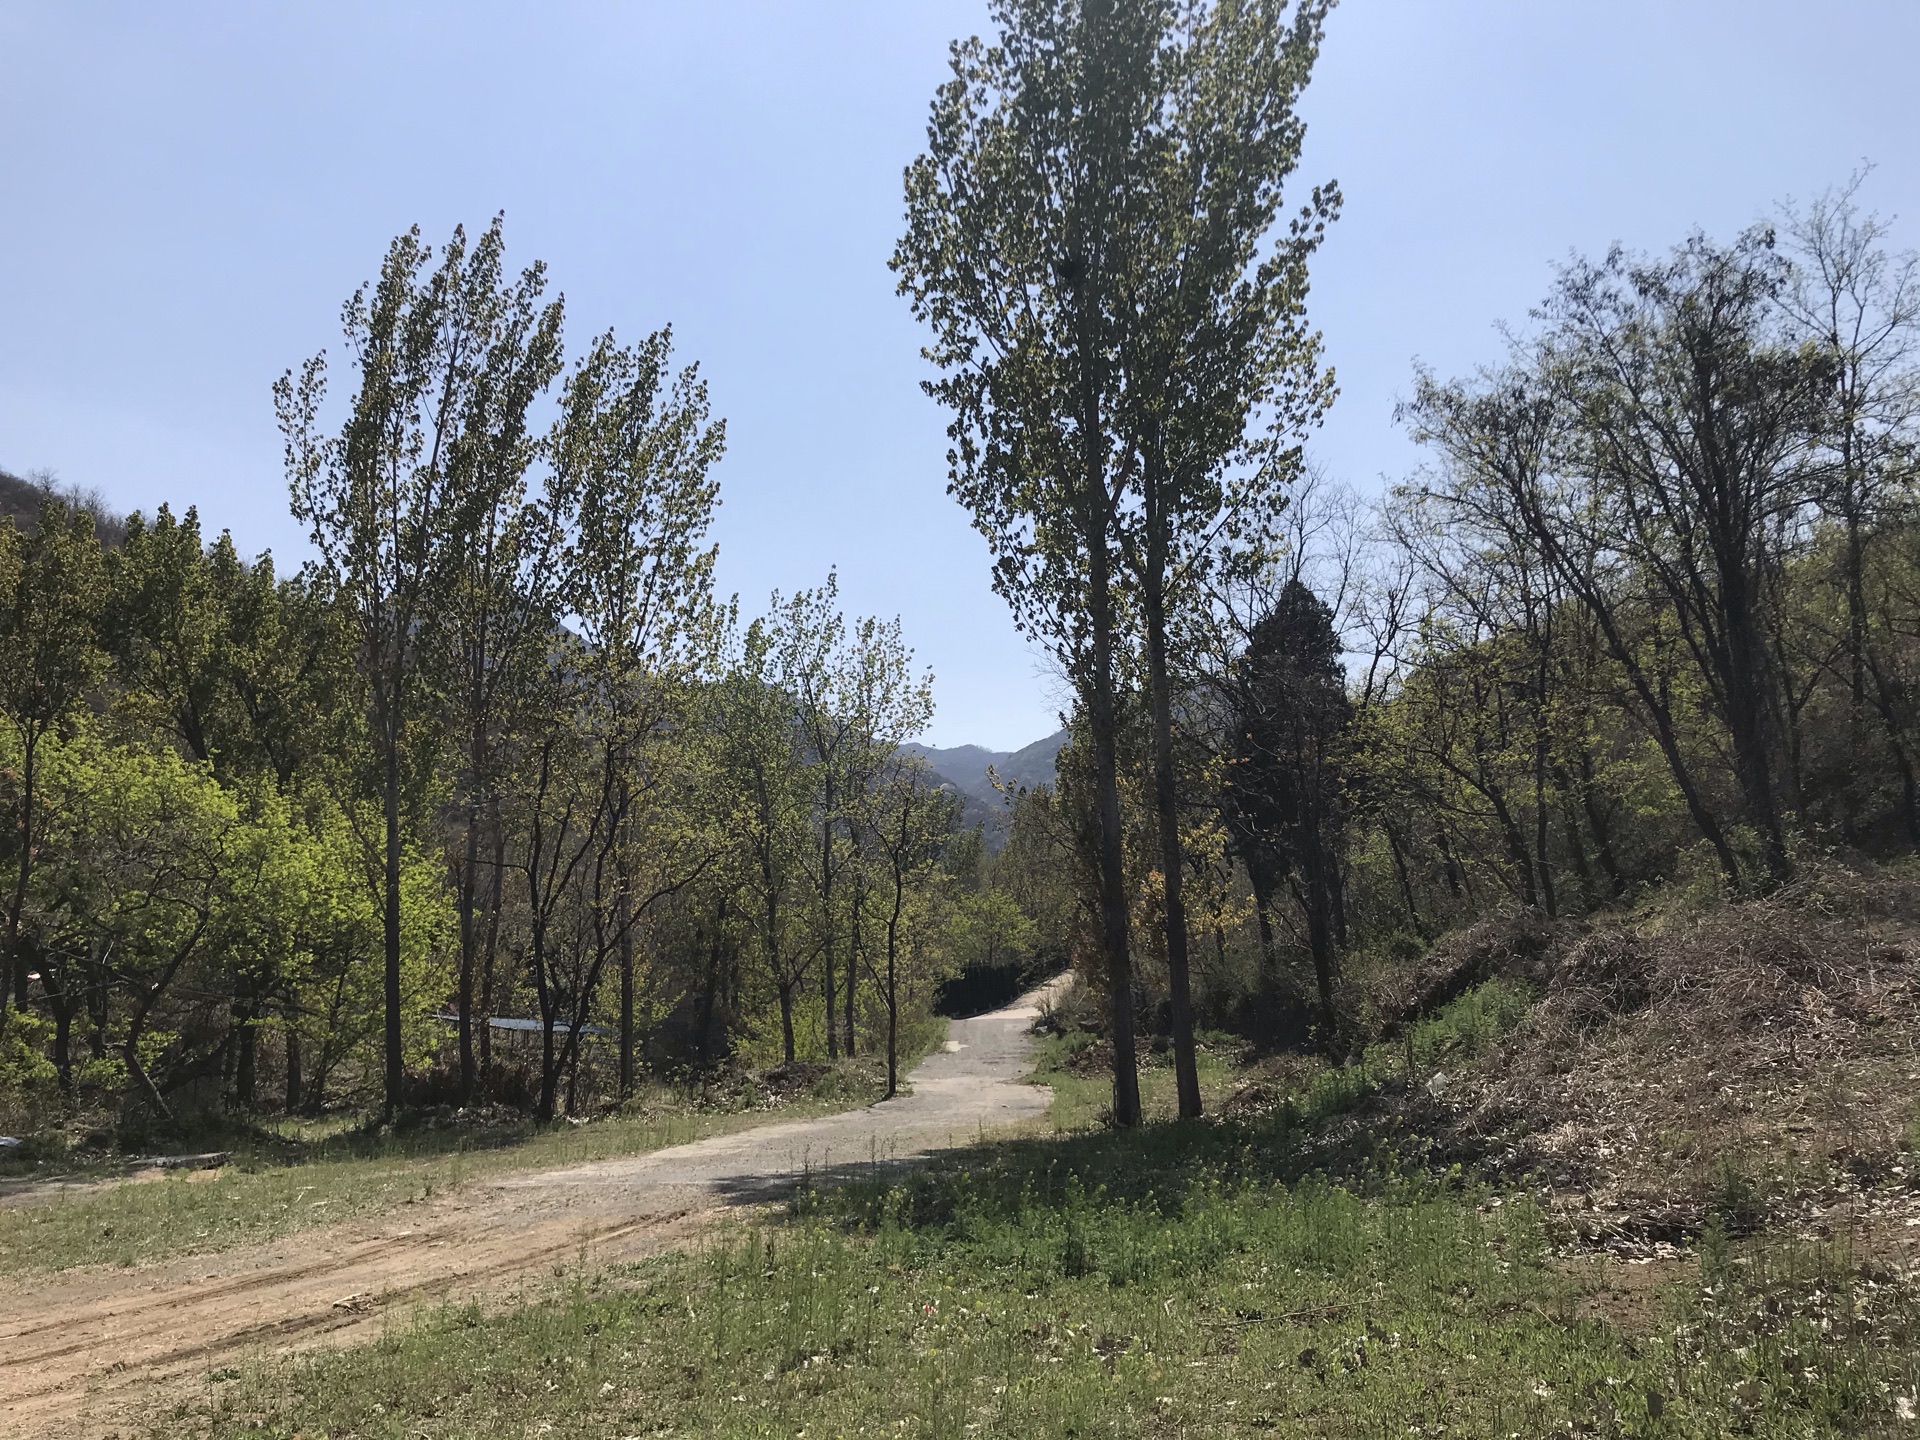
{"left": 945, "top": 888, "right": 1037, "bottom": 977}
{"left": 701, "top": 624, "right": 823, "bottom": 1065}
{"left": 271, "top": 796, "right": 450, "bottom": 1109}
{"left": 864, "top": 756, "right": 959, "bottom": 1095}
{"left": 677, "top": 574, "right": 946, "bottom": 1076}
{"left": 1, "top": 721, "right": 448, "bottom": 1123}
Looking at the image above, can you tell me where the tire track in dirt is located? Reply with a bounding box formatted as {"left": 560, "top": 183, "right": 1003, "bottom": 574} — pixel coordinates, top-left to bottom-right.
{"left": 0, "top": 985, "right": 1060, "bottom": 1437}
{"left": 6, "top": 1211, "right": 689, "bottom": 1371}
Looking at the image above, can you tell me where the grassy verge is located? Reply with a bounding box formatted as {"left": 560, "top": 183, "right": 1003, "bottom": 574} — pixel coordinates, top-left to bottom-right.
{"left": 0, "top": 1066, "right": 891, "bottom": 1278}
{"left": 1034, "top": 976, "right": 1532, "bottom": 1136}
{"left": 151, "top": 1124, "right": 1920, "bottom": 1438}
{"left": 1030, "top": 1031, "right": 1243, "bottom": 1130}
{"left": 140, "top": 983, "right": 1920, "bottom": 1438}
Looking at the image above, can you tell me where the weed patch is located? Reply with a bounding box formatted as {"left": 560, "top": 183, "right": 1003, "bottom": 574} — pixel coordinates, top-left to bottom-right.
{"left": 157, "top": 1128, "right": 1920, "bottom": 1438}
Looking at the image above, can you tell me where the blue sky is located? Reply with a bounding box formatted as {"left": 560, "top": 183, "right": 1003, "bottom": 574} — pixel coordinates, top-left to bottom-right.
{"left": 3, "top": 1, "right": 1916, "bottom": 748}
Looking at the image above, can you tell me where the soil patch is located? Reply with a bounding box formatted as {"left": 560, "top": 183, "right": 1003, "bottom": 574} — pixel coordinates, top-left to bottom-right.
{"left": 0, "top": 984, "right": 1063, "bottom": 1439}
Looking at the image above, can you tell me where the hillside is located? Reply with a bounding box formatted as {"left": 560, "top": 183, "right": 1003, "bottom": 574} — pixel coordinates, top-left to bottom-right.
{"left": 0, "top": 467, "right": 46, "bottom": 529}
{"left": 0, "top": 466, "right": 126, "bottom": 544}
{"left": 1214, "top": 865, "right": 1920, "bottom": 1254}
{"left": 909, "top": 728, "right": 1067, "bottom": 844}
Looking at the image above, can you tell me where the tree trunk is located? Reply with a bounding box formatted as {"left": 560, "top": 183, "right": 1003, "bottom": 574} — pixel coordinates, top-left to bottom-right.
{"left": 884, "top": 900, "right": 903, "bottom": 1100}
{"left": 52, "top": 997, "right": 74, "bottom": 1094}
{"left": 3, "top": 727, "right": 38, "bottom": 1018}
{"left": 1383, "top": 822, "right": 1427, "bottom": 939}
{"left": 822, "top": 962, "right": 836, "bottom": 1060}
{"left": 123, "top": 1015, "right": 175, "bottom": 1127}
{"left": 1086, "top": 548, "right": 1140, "bottom": 1128}
{"left": 1301, "top": 856, "right": 1338, "bottom": 1042}
{"left": 1517, "top": 497, "right": 1743, "bottom": 888}
{"left": 1575, "top": 748, "right": 1627, "bottom": 896}
{"left": 1329, "top": 855, "right": 1350, "bottom": 950}
{"left": 536, "top": 1007, "right": 558, "bottom": 1122}
{"left": 1248, "top": 859, "right": 1280, "bottom": 973}
{"left": 1532, "top": 718, "right": 1558, "bottom": 920}
{"left": 457, "top": 800, "right": 481, "bottom": 1099}
{"left": 1855, "top": 582, "right": 1920, "bottom": 846}
{"left": 777, "top": 981, "right": 796, "bottom": 1064}
{"left": 1884, "top": 718, "right": 1920, "bottom": 848}
{"left": 1555, "top": 777, "right": 1596, "bottom": 909}
{"left": 843, "top": 875, "right": 857, "bottom": 1060}
{"left": 234, "top": 1007, "right": 257, "bottom": 1110}
{"left": 381, "top": 709, "right": 405, "bottom": 1120}
{"left": 1434, "top": 828, "right": 1467, "bottom": 900}
{"left": 1136, "top": 456, "right": 1198, "bottom": 1121}
{"left": 564, "top": 1022, "right": 584, "bottom": 1118}
{"left": 1626, "top": 663, "right": 1743, "bottom": 888}
{"left": 1068, "top": 220, "right": 1138, "bottom": 1129}
{"left": 696, "top": 928, "right": 720, "bottom": 1069}
{"left": 1842, "top": 496, "right": 1870, "bottom": 841}
{"left": 697, "top": 896, "right": 728, "bottom": 1069}
{"left": 479, "top": 815, "right": 506, "bottom": 1080}
{"left": 1142, "top": 456, "right": 1201, "bottom": 1120}
{"left": 1480, "top": 770, "right": 1538, "bottom": 909}
{"left": 617, "top": 842, "right": 636, "bottom": 1102}
{"left": 87, "top": 967, "right": 109, "bottom": 1061}
{"left": 1722, "top": 565, "right": 1790, "bottom": 885}
{"left": 284, "top": 1019, "right": 303, "bottom": 1115}
{"left": 819, "top": 785, "right": 838, "bottom": 1061}
{"left": 885, "top": 989, "right": 897, "bottom": 1099}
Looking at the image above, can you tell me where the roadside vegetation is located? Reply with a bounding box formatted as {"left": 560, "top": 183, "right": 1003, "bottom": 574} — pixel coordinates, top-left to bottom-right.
{"left": 0, "top": 247, "right": 987, "bottom": 1161}
{"left": 0, "top": 1058, "right": 899, "bottom": 1277}
{"left": 156, "top": 896, "right": 1920, "bottom": 1436}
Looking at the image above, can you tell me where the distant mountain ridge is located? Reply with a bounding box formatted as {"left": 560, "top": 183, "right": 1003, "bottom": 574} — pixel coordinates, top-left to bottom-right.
{"left": 905, "top": 729, "right": 1066, "bottom": 844}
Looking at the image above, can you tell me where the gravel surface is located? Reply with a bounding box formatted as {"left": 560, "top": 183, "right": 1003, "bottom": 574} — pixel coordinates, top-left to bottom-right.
{"left": 0, "top": 984, "right": 1061, "bottom": 1438}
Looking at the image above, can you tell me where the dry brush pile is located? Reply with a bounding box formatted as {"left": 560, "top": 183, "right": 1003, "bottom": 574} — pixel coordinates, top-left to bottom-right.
{"left": 1431, "top": 868, "right": 1920, "bottom": 1255}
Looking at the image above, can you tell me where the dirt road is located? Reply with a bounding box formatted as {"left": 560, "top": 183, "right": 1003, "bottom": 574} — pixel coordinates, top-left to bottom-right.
{"left": 0, "top": 987, "right": 1059, "bottom": 1436}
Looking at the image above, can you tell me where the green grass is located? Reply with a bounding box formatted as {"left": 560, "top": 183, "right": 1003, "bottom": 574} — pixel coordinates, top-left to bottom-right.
{"left": 1035, "top": 978, "right": 1535, "bottom": 1138}
{"left": 1300, "top": 975, "right": 1534, "bottom": 1122}
{"left": 0, "top": 1089, "right": 872, "bottom": 1277}
{"left": 151, "top": 1124, "right": 1920, "bottom": 1438}
{"left": 137, "top": 982, "right": 1920, "bottom": 1437}
{"left": 1030, "top": 1031, "right": 1243, "bottom": 1131}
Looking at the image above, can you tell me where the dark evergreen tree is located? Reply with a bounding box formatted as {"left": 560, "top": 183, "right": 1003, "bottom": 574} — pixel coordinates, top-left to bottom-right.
{"left": 1222, "top": 577, "right": 1351, "bottom": 1039}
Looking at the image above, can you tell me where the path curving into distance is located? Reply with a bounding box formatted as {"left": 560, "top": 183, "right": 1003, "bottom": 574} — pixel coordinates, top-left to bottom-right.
{"left": 0, "top": 982, "right": 1063, "bottom": 1438}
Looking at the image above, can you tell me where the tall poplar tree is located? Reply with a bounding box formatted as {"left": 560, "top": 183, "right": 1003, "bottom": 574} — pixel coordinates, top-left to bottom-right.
{"left": 563, "top": 326, "right": 727, "bottom": 1099}
{"left": 441, "top": 262, "right": 565, "bottom": 1099}
{"left": 1117, "top": 0, "right": 1336, "bottom": 1115}
{"left": 896, "top": 0, "right": 1335, "bottom": 1121}
{"left": 280, "top": 218, "right": 559, "bottom": 1118}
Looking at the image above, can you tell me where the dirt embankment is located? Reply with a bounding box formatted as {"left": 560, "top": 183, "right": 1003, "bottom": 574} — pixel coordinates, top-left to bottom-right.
{"left": 1350, "top": 869, "right": 1920, "bottom": 1257}
{"left": 0, "top": 985, "right": 1063, "bottom": 1438}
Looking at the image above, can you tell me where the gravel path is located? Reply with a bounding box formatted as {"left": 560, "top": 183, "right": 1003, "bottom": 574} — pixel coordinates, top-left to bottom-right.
{"left": 0, "top": 985, "right": 1060, "bottom": 1437}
